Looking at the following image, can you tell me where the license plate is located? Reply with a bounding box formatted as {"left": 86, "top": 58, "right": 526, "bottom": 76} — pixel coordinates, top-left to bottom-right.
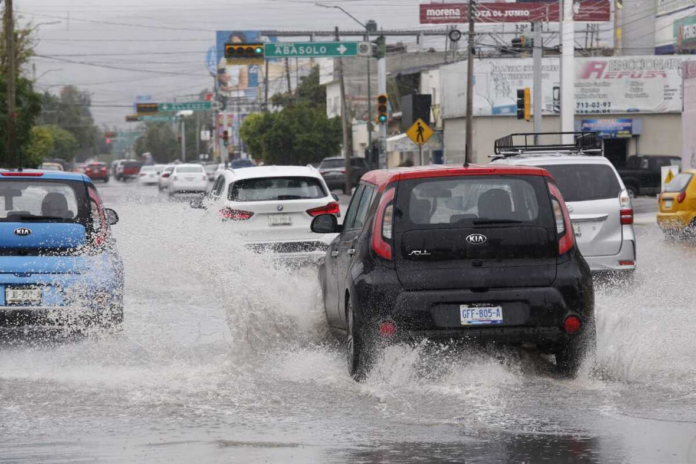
{"left": 664, "top": 200, "right": 673, "bottom": 209}
{"left": 268, "top": 214, "right": 292, "bottom": 226}
{"left": 460, "top": 305, "right": 503, "bottom": 326}
{"left": 6, "top": 287, "right": 42, "bottom": 305}
{"left": 573, "top": 222, "right": 581, "bottom": 236}
{"left": 185, "top": 177, "right": 195, "bottom": 181}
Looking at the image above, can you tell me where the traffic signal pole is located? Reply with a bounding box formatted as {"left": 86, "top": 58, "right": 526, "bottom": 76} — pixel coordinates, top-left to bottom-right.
{"left": 336, "top": 27, "right": 353, "bottom": 194}
{"left": 180, "top": 117, "right": 186, "bottom": 162}
{"left": 560, "top": 0, "right": 575, "bottom": 144}
{"left": 464, "top": 0, "right": 476, "bottom": 167}
{"left": 377, "top": 41, "right": 387, "bottom": 169}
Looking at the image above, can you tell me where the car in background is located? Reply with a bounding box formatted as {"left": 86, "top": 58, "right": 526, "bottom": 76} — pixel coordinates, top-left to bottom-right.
{"left": 204, "top": 163, "right": 219, "bottom": 181}
{"left": 657, "top": 170, "right": 696, "bottom": 235}
{"left": 230, "top": 159, "right": 255, "bottom": 169}
{"left": 492, "top": 134, "right": 636, "bottom": 276}
{"left": 138, "top": 166, "right": 160, "bottom": 186}
{"left": 116, "top": 161, "right": 143, "bottom": 182}
{"left": 310, "top": 164, "right": 595, "bottom": 380}
{"left": 204, "top": 165, "right": 339, "bottom": 261}
{"left": 618, "top": 155, "right": 682, "bottom": 198}
{"left": 0, "top": 170, "right": 124, "bottom": 331}
{"left": 167, "top": 164, "right": 208, "bottom": 197}
{"left": 111, "top": 160, "right": 126, "bottom": 177}
{"left": 318, "top": 156, "right": 370, "bottom": 191}
{"left": 40, "top": 162, "right": 64, "bottom": 171}
{"left": 84, "top": 162, "right": 109, "bottom": 183}
{"left": 158, "top": 165, "right": 175, "bottom": 191}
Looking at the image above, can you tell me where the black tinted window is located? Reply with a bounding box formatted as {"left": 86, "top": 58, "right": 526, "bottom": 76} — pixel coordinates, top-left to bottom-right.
{"left": 397, "top": 176, "right": 549, "bottom": 227}
{"left": 664, "top": 173, "right": 693, "bottom": 193}
{"left": 229, "top": 177, "right": 326, "bottom": 201}
{"left": 542, "top": 164, "right": 621, "bottom": 202}
{"left": 320, "top": 159, "right": 344, "bottom": 169}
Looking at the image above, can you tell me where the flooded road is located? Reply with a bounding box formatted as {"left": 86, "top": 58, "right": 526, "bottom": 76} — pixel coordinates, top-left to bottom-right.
{"left": 1, "top": 182, "right": 695, "bottom": 463}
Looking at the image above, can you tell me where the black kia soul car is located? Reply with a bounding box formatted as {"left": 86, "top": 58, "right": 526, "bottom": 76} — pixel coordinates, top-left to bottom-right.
{"left": 311, "top": 165, "right": 595, "bottom": 380}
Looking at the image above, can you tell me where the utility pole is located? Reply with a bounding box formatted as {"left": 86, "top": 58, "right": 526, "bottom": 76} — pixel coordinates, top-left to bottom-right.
{"left": 180, "top": 117, "right": 186, "bottom": 162}
{"left": 366, "top": 31, "right": 373, "bottom": 168}
{"left": 336, "top": 27, "right": 353, "bottom": 194}
{"left": 560, "top": 0, "right": 575, "bottom": 144}
{"left": 533, "top": 22, "right": 543, "bottom": 139}
{"left": 5, "top": 0, "right": 18, "bottom": 168}
{"left": 377, "top": 36, "right": 387, "bottom": 169}
{"left": 195, "top": 112, "right": 200, "bottom": 159}
{"left": 263, "top": 59, "right": 270, "bottom": 112}
{"left": 285, "top": 58, "right": 292, "bottom": 94}
{"left": 464, "top": 0, "right": 476, "bottom": 167}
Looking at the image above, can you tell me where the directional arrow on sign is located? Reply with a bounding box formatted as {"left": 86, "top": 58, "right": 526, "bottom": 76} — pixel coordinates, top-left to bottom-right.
{"left": 337, "top": 44, "right": 347, "bottom": 55}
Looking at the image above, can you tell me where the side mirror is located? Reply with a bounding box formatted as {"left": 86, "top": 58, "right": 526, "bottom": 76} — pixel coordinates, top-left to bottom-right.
{"left": 104, "top": 208, "right": 119, "bottom": 226}
{"left": 331, "top": 193, "right": 340, "bottom": 202}
{"left": 311, "top": 214, "right": 341, "bottom": 234}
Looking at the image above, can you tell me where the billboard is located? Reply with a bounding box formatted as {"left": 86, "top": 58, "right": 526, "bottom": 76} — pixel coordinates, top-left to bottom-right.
{"left": 580, "top": 119, "right": 633, "bottom": 138}
{"left": 419, "top": 1, "right": 610, "bottom": 24}
{"left": 674, "top": 16, "right": 696, "bottom": 51}
{"left": 441, "top": 56, "right": 687, "bottom": 119}
{"left": 215, "top": 31, "right": 263, "bottom": 100}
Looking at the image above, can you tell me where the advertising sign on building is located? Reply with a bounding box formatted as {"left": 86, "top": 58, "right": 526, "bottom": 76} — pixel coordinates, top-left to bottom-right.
{"left": 440, "top": 56, "right": 687, "bottom": 119}
{"left": 682, "top": 61, "right": 696, "bottom": 169}
{"left": 581, "top": 119, "right": 633, "bottom": 138}
{"left": 419, "top": 1, "right": 610, "bottom": 24}
{"left": 674, "top": 16, "right": 696, "bottom": 51}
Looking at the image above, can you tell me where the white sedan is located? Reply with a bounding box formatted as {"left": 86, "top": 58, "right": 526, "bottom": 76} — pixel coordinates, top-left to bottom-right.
{"left": 138, "top": 165, "right": 160, "bottom": 185}
{"left": 203, "top": 165, "right": 339, "bottom": 261}
{"left": 167, "top": 164, "right": 208, "bottom": 197}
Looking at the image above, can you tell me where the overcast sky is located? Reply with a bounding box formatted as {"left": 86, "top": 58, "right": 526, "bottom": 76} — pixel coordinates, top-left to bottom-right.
{"left": 19, "top": 0, "right": 445, "bottom": 128}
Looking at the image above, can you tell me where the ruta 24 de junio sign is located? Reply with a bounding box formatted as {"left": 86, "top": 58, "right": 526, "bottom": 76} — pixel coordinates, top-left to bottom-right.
{"left": 419, "top": 2, "right": 610, "bottom": 24}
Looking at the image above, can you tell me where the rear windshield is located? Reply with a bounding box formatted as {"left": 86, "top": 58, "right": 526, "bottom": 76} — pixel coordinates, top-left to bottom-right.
{"left": 141, "top": 166, "right": 156, "bottom": 172}
{"left": 124, "top": 162, "right": 142, "bottom": 169}
{"left": 229, "top": 177, "right": 326, "bottom": 202}
{"left": 176, "top": 166, "right": 204, "bottom": 174}
{"left": 542, "top": 164, "right": 621, "bottom": 202}
{"left": 664, "top": 173, "right": 693, "bottom": 193}
{"left": 320, "top": 159, "right": 344, "bottom": 169}
{"left": 205, "top": 164, "right": 219, "bottom": 172}
{"left": 0, "top": 180, "right": 88, "bottom": 223}
{"left": 397, "top": 176, "right": 551, "bottom": 227}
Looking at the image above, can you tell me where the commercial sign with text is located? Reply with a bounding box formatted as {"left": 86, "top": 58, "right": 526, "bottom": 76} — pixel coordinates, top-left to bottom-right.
{"left": 440, "top": 56, "right": 686, "bottom": 119}
{"left": 581, "top": 119, "right": 633, "bottom": 138}
{"left": 419, "top": 2, "right": 610, "bottom": 24}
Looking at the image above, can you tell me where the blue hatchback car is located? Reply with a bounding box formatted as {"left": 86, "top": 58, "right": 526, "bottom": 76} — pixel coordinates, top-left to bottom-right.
{"left": 0, "top": 170, "right": 124, "bottom": 331}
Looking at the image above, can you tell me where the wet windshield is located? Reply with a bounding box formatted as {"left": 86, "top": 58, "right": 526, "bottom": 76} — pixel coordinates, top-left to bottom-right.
{"left": 0, "top": 180, "right": 84, "bottom": 222}
{"left": 230, "top": 177, "right": 326, "bottom": 201}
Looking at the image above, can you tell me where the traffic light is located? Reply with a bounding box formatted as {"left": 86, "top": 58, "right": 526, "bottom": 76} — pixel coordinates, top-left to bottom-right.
{"left": 222, "top": 130, "right": 229, "bottom": 147}
{"left": 224, "top": 43, "right": 265, "bottom": 62}
{"left": 377, "top": 94, "right": 389, "bottom": 124}
{"left": 105, "top": 138, "right": 112, "bottom": 145}
{"left": 372, "top": 36, "right": 386, "bottom": 59}
{"left": 516, "top": 88, "right": 531, "bottom": 121}
{"left": 177, "top": 135, "right": 182, "bottom": 144}
{"left": 136, "top": 103, "right": 159, "bottom": 114}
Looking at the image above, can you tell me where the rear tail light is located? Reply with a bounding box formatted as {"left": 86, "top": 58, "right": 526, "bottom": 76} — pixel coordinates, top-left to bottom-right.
{"left": 620, "top": 209, "right": 634, "bottom": 225}
{"left": 219, "top": 208, "right": 254, "bottom": 221}
{"left": 678, "top": 191, "right": 687, "bottom": 203}
{"left": 140, "top": 173, "right": 146, "bottom": 177}
{"left": 371, "top": 187, "right": 396, "bottom": 260}
{"left": 619, "top": 260, "right": 635, "bottom": 266}
{"left": 563, "top": 315, "right": 582, "bottom": 334}
{"left": 548, "top": 183, "right": 574, "bottom": 256}
{"left": 379, "top": 321, "right": 397, "bottom": 338}
{"left": 162, "top": 173, "right": 170, "bottom": 178}
{"left": 306, "top": 201, "right": 340, "bottom": 217}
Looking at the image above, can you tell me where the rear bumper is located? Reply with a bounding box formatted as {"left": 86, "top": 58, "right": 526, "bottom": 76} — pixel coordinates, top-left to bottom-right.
{"left": 584, "top": 239, "right": 636, "bottom": 272}
{"left": 657, "top": 212, "right": 695, "bottom": 230}
{"left": 245, "top": 240, "right": 330, "bottom": 265}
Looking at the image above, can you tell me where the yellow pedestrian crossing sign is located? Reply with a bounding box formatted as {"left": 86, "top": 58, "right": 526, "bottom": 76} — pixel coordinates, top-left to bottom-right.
{"left": 665, "top": 169, "right": 675, "bottom": 184}
{"left": 406, "top": 118, "right": 433, "bottom": 147}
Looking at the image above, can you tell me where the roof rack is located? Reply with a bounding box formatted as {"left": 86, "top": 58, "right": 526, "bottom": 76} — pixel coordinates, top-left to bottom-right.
{"left": 493, "top": 132, "right": 602, "bottom": 158}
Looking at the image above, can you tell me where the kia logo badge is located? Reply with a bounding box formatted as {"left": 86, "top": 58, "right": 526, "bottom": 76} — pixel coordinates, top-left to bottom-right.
{"left": 466, "top": 234, "right": 487, "bottom": 245}
{"left": 14, "top": 228, "right": 32, "bottom": 237}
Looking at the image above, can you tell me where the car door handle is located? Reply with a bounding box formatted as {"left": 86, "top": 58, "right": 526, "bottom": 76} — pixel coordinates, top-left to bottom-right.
{"left": 331, "top": 251, "right": 340, "bottom": 258}
{"left": 347, "top": 249, "right": 356, "bottom": 256}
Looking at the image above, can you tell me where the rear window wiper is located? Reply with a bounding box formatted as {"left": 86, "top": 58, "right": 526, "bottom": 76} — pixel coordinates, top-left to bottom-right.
{"left": 276, "top": 195, "right": 304, "bottom": 200}
{"left": 473, "top": 219, "right": 524, "bottom": 225}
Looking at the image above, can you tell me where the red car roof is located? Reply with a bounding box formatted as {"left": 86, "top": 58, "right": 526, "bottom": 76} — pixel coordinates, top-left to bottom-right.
{"left": 361, "top": 164, "right": 552, "bottom": 192}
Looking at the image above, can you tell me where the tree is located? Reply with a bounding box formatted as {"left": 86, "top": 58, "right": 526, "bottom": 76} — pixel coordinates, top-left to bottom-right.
{"left": 44, "top": 125, "right": 78, "bottom": 161}
{"left": 134, "top": 123, "right": 178, "bottom": 163}
{"left": 25, "top": 126, "right": 53, "bottom": 167}
{"left": 270, "top": 65, "right": 325, "bottom": 109}
{"left": 239, "top": 103, "right": 341, "bottom": 166}
{"left": 0, "top": 75, "right": 42, "bottom": 167}
{"left": 0, "top": 15, "right": 36, "bottom": 76}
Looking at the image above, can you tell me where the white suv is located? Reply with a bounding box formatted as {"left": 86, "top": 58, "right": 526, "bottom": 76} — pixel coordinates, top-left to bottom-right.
{"left": 492, "top": 134, "right": 636, "bottom": 275}
{"left": 205, "top": 165, "right": 340, "bottom": 261}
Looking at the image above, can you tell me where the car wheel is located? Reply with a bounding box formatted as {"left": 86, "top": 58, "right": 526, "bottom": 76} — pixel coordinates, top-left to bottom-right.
{"left": 556, "top": 322, "right": 596, "bottom": 378}
{"left": 626, "top": 185, "right": 638, "bottom": 199}
{"left": 347, "top": 299, "right": 372, "bottom": 381}
{"left": 104, "top": 177, "right": 109, "bottom": 183}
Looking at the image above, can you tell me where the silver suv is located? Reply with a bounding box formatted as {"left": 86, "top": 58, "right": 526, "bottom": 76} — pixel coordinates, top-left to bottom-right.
{"left": 492, "top": 133, "right": 636, "bottom": 276}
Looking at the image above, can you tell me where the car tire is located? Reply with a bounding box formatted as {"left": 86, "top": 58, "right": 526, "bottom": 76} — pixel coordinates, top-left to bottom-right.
{"left": 626, "top": 185, "right": 638, "bottom": 199}
{"left": 556, "top": 322, "right": 596, "bottom": 378}
{"left": 347, "top": 299, "right": 372, "bottom": 382}
{"left": 104, "top": 177, "right": 109, "bottom": 183}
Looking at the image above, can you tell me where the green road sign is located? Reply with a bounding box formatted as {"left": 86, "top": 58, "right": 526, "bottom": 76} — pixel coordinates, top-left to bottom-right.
{"left": 158, "top": 101, "right": 212, "bottom": 112}
{"left": 116, "top": 131, "right": 144, "bottom": 138}
{"left": 264, "top": 41, "right": 371, "bottom": 58}
{"left": 139, "top": 116, "right": 177, "bottom": 122}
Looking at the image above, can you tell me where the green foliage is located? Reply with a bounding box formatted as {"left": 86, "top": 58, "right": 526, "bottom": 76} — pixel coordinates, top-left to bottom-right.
{"left": 44, "top": 125, "right": 78, "bottom": 162}
{"left": 0, "top": 75, "right": 43, "bottom": 167}
{"left": 133, "top": 123, "right": 179, "bottom": 163}
{"left": 25, "top": 126, "right": 54, "bottom": 167}
{"left": 239, "top": 103, "right": 341, "bottom": 166}
{"left": 270, "top": 65, "right": 325, "bottom": 110}
{"left": 0, "top": 15, "right": 36, "bottom": 76}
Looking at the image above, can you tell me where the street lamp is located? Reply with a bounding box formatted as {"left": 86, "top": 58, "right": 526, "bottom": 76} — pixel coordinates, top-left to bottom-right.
{"left": 316, "top": 3, "right": 376, "bottom": 166}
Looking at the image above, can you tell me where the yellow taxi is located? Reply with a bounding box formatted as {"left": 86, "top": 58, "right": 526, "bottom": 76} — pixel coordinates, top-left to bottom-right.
{"left": 657, "top": 170, "right": 696, "bottom": 234}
